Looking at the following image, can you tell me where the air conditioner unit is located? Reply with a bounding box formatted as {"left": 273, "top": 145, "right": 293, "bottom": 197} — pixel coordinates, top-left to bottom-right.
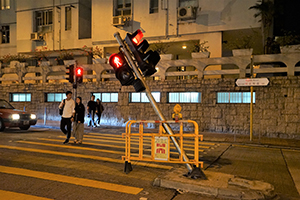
{"left": 30, "top": 32, "right": 40, "bottom": 41}
{"left": 178, "top": 6, "right": 196, "bottom": 20}
{"left": 112, "top": 16, "right": 125, "bottom": 26}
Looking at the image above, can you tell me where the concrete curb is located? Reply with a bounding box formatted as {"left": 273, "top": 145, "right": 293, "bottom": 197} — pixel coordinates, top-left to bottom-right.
{"left": 153, "top": 168, "right": 275, "bottom": 199}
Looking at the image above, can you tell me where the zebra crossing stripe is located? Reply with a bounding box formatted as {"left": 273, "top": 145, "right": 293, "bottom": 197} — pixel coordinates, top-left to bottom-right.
{"left": 0, "top": 166, "right": 143, "bottom": 195}
{"left": 0, "top": 189, "right": 53, "bottom": 200}
{"left": 0, "top": 145, "right": 172, "bottom": 170}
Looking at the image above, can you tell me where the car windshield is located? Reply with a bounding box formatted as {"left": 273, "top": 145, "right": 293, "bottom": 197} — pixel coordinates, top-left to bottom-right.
{"left": 0, "top": 100, "right": 15, "bottom": 109}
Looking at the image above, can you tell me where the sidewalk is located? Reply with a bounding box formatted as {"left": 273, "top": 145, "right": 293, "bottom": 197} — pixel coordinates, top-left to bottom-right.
{"left": 35, "top": 119, "right": 300, "bottom": 149}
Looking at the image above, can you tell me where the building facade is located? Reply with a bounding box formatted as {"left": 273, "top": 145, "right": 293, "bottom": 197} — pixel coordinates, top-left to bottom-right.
{"left": 1, "top": 0, "right": 300, "bottom": 138}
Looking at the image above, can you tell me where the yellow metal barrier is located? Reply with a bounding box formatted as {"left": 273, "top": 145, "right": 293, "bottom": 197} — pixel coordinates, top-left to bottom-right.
{"left": 122, "top": 120, "right": 204, "bottom": 173}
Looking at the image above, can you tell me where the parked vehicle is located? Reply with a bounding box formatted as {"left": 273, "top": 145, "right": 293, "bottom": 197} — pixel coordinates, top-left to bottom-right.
{"left": 0, "top": 99, "right": 37, "bottom": 131}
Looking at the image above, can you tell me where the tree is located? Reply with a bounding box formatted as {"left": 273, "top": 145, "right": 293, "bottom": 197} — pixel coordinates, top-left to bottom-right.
{"left": 249, "top": 0, "right": 275, "bottom": 50}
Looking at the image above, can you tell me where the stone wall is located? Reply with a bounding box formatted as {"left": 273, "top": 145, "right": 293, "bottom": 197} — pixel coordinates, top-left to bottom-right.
{"left": 1, "top": 76, "right": 299, "bottom": 138}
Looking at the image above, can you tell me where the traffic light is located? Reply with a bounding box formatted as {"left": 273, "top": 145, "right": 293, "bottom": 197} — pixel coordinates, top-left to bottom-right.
{"left": 66, "top": 64, "right": 74, "bottom": 83}
{"left": 75, "top": 67, "right": 83, "bottom": 83}
{"left": 109, "top": 52, "right": 145, "bottom": 92}
{"left": 125, "top": 29, "right": 160, "bottom": 77}
{"left": 109, "top": 52, "right": 135, "bottom": 86}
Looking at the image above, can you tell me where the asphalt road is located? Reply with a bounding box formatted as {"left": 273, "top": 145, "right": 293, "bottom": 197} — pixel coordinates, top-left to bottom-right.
{"left": 0, "top": 127, "right": 299, "bottom": 200}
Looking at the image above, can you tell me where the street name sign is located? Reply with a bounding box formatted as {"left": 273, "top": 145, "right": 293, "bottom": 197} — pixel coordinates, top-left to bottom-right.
{"left": 236, "top": 78, "right": 269, "bottom": 87}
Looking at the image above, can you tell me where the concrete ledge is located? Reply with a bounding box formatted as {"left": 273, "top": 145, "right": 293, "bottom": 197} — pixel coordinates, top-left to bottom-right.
{"left": 153, "top": 168, "right": 275, "bottom": 199}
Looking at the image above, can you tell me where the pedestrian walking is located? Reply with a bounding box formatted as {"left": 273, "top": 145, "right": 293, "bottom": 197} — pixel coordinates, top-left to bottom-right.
{"left": 58, "top": 91, "right": 75, "bottom": 144}
{"left": 72, "top": 96, "right": 85, "bottom": 144}
{"left": 96, "top": 98, "right": 104, "bottom": 126}
{"left": 87, "top": 95, "right": 97, "bottom": 128}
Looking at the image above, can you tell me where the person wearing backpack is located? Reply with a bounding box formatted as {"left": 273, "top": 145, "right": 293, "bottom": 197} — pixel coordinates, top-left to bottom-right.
{"left": 58, "top": 91, "right": 75, "bottom": 144}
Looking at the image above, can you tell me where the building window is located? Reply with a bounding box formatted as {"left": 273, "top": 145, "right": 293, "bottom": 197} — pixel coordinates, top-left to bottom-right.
{"left": 46, "top": 93, "right": 65, "bottom": 102}
{"left": 168, "top": 92, "right": 201, "bottom": 103}
{"left": 93, "top": 93, "right": 118, "bottom": 103}
{"left": 130, "top": 92, "right": 160, "bottom": 103}
{"left": 114, "top": 0, "right": 131, "bottom": 16}
{"left": 179, "top": 0, "right": 197, "bottom": 7}
{"left": 65, "top": 6, "right": 72, "bottom": 30}
{"left": 1, "top": 25, "right": 9, "bottom": 44}
{"left": 217, "top": 92, "right": 255, "bottom": 103}
{"left": 79, "top": 1, "right": 91, "bottom": 39}
{"left": 10, "top": 93, "right": 31, "bottom": 102}
{"left": 34, "top": 10, "right": 53, "bottom": 32}
{"left": 0, "top": 0, "right": 10, "bottom": 10}
{"left": 150, "top": 0, "right": 158, "bottom": 14}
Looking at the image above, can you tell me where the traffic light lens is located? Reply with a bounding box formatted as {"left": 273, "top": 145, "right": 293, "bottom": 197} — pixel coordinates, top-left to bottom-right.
{"left": 109, "top": 53, "right": 125, "bottom": 68}
{"left": 76, "top": 68, "right": 82, "bottom": 75}
{"left": 132, "top": 29, "right": 143, "bottom": 45}
{"left": 114, "top": 56, "right": 123, "bottom": 68}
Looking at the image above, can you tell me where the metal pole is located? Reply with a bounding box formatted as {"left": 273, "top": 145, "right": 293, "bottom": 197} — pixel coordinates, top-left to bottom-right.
{"left": 114, "top": 32, "right": 193, "bottom": 172}
{"left": 250, "top": 55, "right": 254, "bottom": 141}
{"left": 44, "top": 107, "right": 47, "bottom": 125}
{"left": 74, "top": 62, "right": 77, "bottom": 99}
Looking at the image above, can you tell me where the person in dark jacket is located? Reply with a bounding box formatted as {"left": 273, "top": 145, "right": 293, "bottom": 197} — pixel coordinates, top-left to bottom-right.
{"left": 72, "top": 96, "right": 85, "bottom": 144}
{"left": 87, "top": 95, "right": 97, "bottom": 128}
{"left": 95, "top": 98, "right": 104, "bottom": 126}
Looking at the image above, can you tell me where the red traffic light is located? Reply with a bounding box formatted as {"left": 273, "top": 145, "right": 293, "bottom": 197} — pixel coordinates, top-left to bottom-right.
{"left": 109, "top": 53, "right": 125, "bottom": 68}
{"left": 75, "top": 67, "right": 83, "bottom": 84}
{"left": 132, "top": 29, "right": 143, "bottom": 45}
{"left": 76, "top": 67, "right": 83, "bottom": 76}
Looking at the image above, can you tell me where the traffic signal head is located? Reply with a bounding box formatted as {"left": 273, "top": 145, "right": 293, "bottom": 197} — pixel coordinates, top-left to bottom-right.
{"left": 125, "top": 29, "right": 160, "bottom": 77}
{"left": 109, "top": 52, "right": 135, "bottom": 86}
{"left": 66, "top": 64, "right": 74, "bottom": 83}
{"left": 75, "top": 67, "right": 83, "bottom": 83}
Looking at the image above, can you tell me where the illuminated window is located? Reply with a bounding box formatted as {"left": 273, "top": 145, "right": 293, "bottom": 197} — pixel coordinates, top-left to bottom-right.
{"left": 168, "top": 92, "right": 201, "bottom": 103}
{"left": 130, "top": 92, "right": 160, "bottom": 103}
{"left": 217, "top": 92, "right": 255, "bottom": 103}
{"left": 0, "top": 0, "right": 10, "bottom": 10}
{"left": 10, "top": 93, "right": 31, "bottom": 102}
{"left": 93, "top": 93, "right": 118, "bottom": 102}
{"left": 46, "top": 93, "right": 65, "bottom": 102}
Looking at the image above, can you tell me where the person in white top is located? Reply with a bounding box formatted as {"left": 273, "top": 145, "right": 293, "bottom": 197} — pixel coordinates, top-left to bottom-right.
{"left": 59, "top": 91, "right": 75, "bottom": 144}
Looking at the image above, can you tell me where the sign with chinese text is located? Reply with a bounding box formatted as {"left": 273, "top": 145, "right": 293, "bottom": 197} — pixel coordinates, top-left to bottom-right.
{"left": 154, "top": 136, "right": 169, "bottom": 161}
{"left": 236, "top": 78, "right": 269, "bottom": 87}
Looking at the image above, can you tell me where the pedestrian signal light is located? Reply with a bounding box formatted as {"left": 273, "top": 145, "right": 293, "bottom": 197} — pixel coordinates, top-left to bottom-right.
{"left": 109, "top": 53, "right": 135, "bottom": 86}
{"left": 75, "top": 67, "right": 83, "bottom": 83}
{"left": 110, "top": 53, "right": 123, "bottom": 68}
{"left": 66, "top": 64, "right": 74, "bottom": 83}
{"left": 109, "top": 52, "right": 145, "bottom": 92}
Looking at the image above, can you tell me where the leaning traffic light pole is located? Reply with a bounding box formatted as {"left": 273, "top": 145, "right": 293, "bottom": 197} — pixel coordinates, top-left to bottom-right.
{"left": 113, "top": 31, "right": 205, "bottom": 178}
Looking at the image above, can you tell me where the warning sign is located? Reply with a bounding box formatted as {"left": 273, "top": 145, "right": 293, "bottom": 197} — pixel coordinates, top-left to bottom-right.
{"left": 154, "top": 136, "right": 169, "bottom": 161}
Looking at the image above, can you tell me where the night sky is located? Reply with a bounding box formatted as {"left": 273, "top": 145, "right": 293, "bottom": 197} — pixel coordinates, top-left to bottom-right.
{"left": 274, "top": 0, "right": 300, "bottom": 35}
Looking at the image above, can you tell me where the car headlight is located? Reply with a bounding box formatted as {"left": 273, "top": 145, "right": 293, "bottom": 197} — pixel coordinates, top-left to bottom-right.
{"left": 31, "top": 114, "right": 37, "bottom": 120}
{"left": 12, "top": 114, "right": 20, "bottom": 120}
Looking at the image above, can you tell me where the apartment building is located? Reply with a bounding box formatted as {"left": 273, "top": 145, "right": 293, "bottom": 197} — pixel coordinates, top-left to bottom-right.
{"left": 1, "top": 0, "right": 260, "bottom": 60}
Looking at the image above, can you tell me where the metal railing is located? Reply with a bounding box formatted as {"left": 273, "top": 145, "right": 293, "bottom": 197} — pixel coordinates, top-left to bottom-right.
{"left": 1, "top": 52, "right": 300, "bottom": 83}
{"left": 122, "top": 120, "right": 204, "bottom": 170}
